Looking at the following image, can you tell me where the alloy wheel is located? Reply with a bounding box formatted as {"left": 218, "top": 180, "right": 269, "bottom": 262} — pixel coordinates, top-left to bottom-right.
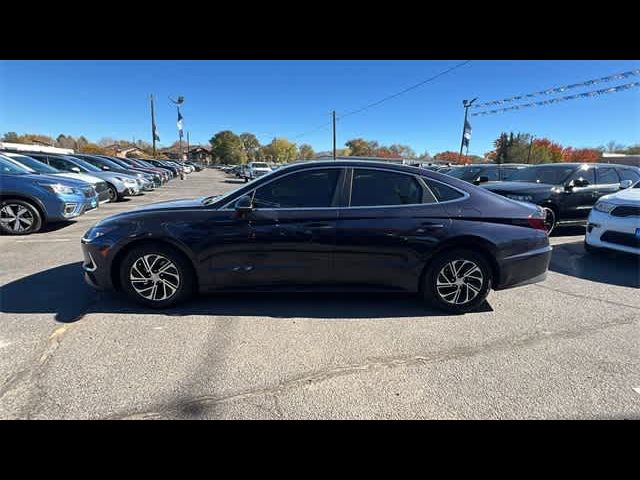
{"left": 129, "top": 254, "right": 181, "bottom": 301}
{"left": 436, "top": 259, "right": 484, "bottom": 305}
{"left": 542, "top": 207, "right": 556, "bottom": 234}
{"left": 0, "top": 204, "right": 35, "bottom": 233}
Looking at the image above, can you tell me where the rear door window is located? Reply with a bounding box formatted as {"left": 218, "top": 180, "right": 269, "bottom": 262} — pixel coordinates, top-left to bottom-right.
{"left": 596, "top": 167, "right": 619, "bottom": 185}
{"left": 350, "top": 169, "right": 423, "bottom": 207}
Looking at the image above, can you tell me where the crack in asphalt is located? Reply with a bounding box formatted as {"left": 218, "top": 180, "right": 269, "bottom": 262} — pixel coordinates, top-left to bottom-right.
{"left": 108, "top": 314, "right": 637, "bottom": 420}
{"left": 532, "top": 283, "right": 640, "bottom": 310}
{"left": 0, "top": 323, "right": 77, "bottom": 419}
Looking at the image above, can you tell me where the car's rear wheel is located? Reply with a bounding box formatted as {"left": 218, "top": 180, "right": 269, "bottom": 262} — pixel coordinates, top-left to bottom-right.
{"left": 0, "top": 199, "right": 43, "bottom": 235}
{"left": 120, "top": 244, "right": 195, "bottom": 308}
{"left": 422, "top": 249, "right": 492, "bottom": 314}
{"left": 541, "top": 206, "right": 557, "bottom": 234}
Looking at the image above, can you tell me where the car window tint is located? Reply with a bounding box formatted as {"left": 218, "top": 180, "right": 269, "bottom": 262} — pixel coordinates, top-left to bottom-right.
{"left": 424, "top": 180, "right": 464, "bottom": 202}
{"left": 253, "top": 169, "right": 340, "bottom": 208}
{"left": 597, "top": 167, "right": 619, "bottom": 184}
{"left": 501, "top": 167, "right": 520, "bottom": 180}
{"left": 485, "top": 167, "right": 500, "bottom": 181}
{"left": 569, "top": 167, "right": 595, "bottom": 184}
{"left": 351, "top": 169, "right": 422, "bottom": 207}
{"left": 46, "top": 156, "right": 71, "bottom": 171}
{"left": 617, "top": 168, "right": 640, "bottom": 183}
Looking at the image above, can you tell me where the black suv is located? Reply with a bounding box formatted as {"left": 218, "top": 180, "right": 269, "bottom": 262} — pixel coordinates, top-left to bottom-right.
{"left": 446, "top": 164, "right": 527, "bottom": 185}
{"left": 482, "top": 163, "right": 640, "bottom": 232}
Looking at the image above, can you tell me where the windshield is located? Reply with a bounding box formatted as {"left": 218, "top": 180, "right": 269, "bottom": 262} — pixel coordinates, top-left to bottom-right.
{"left": 0, "top": 156, "right": 32, "bottom": 175}
{"left": 447, "top": 166, "right": 484, "bottom": 181}
{"left": 201, "top": 167, "right": 281, "bottom": 206}
{"left": 252, "top": 163, "right": 269, "bottom": 169}
{"left": 7, "top": 154, "right": 60, "bottom": 174}
{"left": 508, "top": 165, "right": 576, "bottom": 184}
{"left": 65, "top": 156, "right": 102, "bottom": 172}
{"left": 97, "top": 156, "right": 127, "bottom": 170}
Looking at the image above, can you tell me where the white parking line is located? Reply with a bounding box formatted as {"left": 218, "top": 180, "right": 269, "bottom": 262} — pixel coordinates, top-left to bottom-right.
{"left": 633, "top": 387, "right": 640, "bottom": 396}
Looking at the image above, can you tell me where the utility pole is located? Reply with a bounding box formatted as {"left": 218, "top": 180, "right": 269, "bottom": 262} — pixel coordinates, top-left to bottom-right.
{"left": 150, "top": 94, "right": 157, "bottom": 157}
{"left": 459, "top": 98, "right": 478, "bottom": 164}
{"left": 187, "top": 132, "right": 190, "bottom": 161}
{"left": 332, "top": 110, "right": 337, "bottom": 160}
{"left": 527, "top": 135, "right": 535, "bottom": 163}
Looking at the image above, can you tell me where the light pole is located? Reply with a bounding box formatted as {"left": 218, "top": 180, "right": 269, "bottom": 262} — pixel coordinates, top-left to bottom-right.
{"left": 458, "top": 97, "right": 478, "bottom": 164}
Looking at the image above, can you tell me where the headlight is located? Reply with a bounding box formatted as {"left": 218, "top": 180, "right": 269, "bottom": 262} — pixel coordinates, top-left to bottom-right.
{"left": 83, "top": 225, "right": 117, "bottom": 241}
{"left": 594, "top": 201, "right": 616, "bottom": 214}
{"left": 39, "top": 182, "right": 76, "bottom": 195}
{"left": 507, "top": 194, "right": 534, "bottom": 202}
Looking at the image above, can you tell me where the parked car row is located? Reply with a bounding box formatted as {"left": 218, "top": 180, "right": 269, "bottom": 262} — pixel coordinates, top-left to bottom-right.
{"left": 437, "top": 162, "right": 640, "bottom": 234}
{"left": 0, "top": 151, "right": 201, "bottom": 235}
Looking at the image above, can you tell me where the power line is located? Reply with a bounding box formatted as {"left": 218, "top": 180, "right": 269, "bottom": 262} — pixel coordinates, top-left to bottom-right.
{"left": 337, "top": 60, "right": 473, "bottom": 120}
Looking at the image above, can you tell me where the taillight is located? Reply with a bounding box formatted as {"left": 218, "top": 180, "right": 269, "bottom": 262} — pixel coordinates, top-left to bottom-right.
{"left": 527, "top": 214, "right": 547, "bottom": 232}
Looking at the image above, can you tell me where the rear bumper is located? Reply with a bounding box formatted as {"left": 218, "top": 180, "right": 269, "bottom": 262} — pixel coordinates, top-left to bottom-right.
{"left": 494, "top": 245, "right": 553, "bottom": 290}
{"left": 585, "top": 209, "right": 640, "bottom": 255}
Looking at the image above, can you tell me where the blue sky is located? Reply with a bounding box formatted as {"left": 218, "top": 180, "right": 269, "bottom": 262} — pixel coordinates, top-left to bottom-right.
{"left": 0, "top": 60, "right": 638, "bottom": 156}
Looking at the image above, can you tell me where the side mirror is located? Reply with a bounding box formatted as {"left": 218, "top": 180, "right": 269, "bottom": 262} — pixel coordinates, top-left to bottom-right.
{"left": 235, "top": 195, "right": 254, "bottom": 214}
{"left": 71, "top": 167, "right": 81, "bottom": 173}
{"left": 474, "top": 176, "right": 489, "bottom": 185}
{"left": 619, "top": 179, "right": 633, "bottom": 189}
{"left": 573, "top": 178, "right": 590, "bottom": 188}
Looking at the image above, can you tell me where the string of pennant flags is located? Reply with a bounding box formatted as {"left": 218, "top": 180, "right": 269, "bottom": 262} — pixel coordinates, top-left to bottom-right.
{"left": 472, "top": 69, "right": 640, "bottom": 109}
{"left": 471, "top": 81, "right": 640, "bottom": 117}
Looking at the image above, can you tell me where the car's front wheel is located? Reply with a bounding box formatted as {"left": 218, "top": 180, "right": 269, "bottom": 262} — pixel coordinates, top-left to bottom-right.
{"left": 0, "top": 199, "right": 43, "bottom": 235}
{"left": 423, "top": 249, "right": 492, "bottom": 314}
{"left": 120, "top": 244, "right": 195, "bottom": 308}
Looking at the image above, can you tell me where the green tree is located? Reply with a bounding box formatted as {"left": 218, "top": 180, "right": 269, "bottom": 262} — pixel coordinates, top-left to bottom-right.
{"left": 209, "top": 130, "right": 246, "bottom": 164}
{"left": 239, "top": 133, "right": 261, "bottom": 162}
{"left": 298, "top": 143, "right": 315, "bottom": 160}
{"left": 2, "top": 132, "right": 20, "bottom": 142}
{"left": 389, "top": 144, "right": 416, "bottom": 159}
{"left": 262, "top": 138, "right": 297, "bottom": 163}
{"left": 345, "top": 138, "right": 378, "bottom": 156}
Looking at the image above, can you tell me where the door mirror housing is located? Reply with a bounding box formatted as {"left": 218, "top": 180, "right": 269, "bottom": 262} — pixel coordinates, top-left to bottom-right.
{"left": 71, "top": 167, "right": 81, "bottom": 173}
{"left": 619, "top": 179, "right": 633, "bottom": 189}
{"left": 235, "top": 195, "right": 254, "bottom": 214}
{"left": 473, "top": 176, "right": 489, "bottom": 185}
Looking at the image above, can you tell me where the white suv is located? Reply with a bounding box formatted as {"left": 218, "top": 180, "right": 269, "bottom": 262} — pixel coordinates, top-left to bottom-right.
{"left": 244, "top": 162, "right": 272, "bottom": 182}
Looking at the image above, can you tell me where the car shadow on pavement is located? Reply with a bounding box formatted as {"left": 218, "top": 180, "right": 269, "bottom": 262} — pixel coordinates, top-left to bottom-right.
{"left": 0, "top": 262, "right": 492, "bottom": 322}
{"left": 549, "top": 241, "right": 640, "bottom": 288}
{"left": 550, "top": 225, "right": 585, "bottom": 237}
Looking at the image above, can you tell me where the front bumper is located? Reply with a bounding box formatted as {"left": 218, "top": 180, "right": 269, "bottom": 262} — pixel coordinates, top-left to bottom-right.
{"left": 494, "top": 245, "right": 553, "bottom": 290}
{"left": 585, "top": 209, "right": 640, "bottom": 255}
{"left": 81, "top": 239, "right": 116, "bottom": 290}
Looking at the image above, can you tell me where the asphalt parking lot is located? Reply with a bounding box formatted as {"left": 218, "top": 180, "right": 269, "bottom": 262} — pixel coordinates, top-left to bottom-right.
{"left": 0, "top": 168, "right": 638, "bottom": 419}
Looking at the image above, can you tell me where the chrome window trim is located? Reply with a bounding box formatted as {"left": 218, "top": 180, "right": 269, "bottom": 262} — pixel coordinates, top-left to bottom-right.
{"left": 219, "top": 165, "right": 346, "bottom": 210}
{"left": 218, "top": 164, "right": 470, "bottom": 211}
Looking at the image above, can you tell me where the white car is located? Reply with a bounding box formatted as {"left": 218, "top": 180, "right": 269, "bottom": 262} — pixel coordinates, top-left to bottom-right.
{"left": 244, "top": 162, "right": 272, "bottom": 182}
{"left": 585, "top": 180, "right": 640, "bottom": 255}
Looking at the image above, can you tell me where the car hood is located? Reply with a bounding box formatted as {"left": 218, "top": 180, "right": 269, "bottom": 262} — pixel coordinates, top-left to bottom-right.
{"left": 90, "top": 171, "right": 138, "bottom": 182}
{"left": 22, "top": 173, "right": 89, "bottom": 187}
{"left": 54, "top": 172, "right": 102, "bottom": 185}
{"left": 599, "top": 187, "right": 640, "bottom": 205}
{"left": 481, "top": 181, "right": 555, "bottom": 194}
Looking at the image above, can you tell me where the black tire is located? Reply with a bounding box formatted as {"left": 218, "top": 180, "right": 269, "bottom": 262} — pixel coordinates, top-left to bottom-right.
{"left": 106, "top": 183, "right": 120, "bottom": 202}
{"left": 0, "top": 199, "right": 43, "bottom": 235}
{"left": 119, "top": 243, "right": 196, "bottom": 308}
{"left": 422, "top": 249, "right": 492, "bottom": 314}
{"left": 541, "top": 206, "right": 557, "bottom": 234}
